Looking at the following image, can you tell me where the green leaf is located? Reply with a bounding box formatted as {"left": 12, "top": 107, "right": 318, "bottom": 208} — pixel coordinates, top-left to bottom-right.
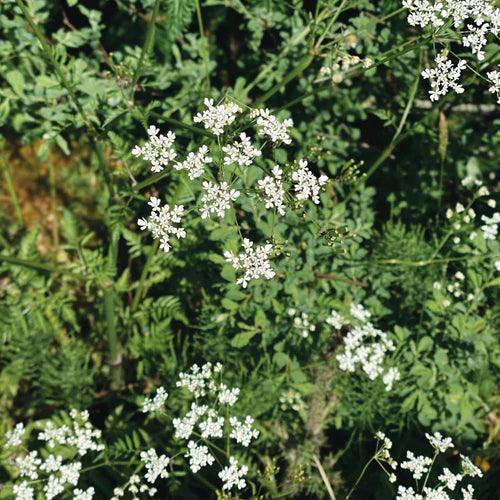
{"left": 231, "top": 329, "right": 259, "bottom": 348}
{"left": 5, "top": 70, "right": 25, "bottom": 97}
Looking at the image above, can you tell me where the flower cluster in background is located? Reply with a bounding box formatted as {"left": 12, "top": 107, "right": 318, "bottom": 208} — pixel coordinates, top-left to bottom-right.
{"left": 328, "top": 303, "right": 400, "bottom": 391}
{"left": 370, "top": 431, "right": 482, "bottom": 500}
{"left": 403, "top": 0, "right": 500, "bottom": 102}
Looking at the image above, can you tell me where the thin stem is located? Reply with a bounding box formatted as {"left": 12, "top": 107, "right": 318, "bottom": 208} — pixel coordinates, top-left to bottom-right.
{"left": 0, "top": 254, "right": 79, "bottom": 276}
{"left": 194, "top": 0, "right": 210, "bottom": 90}
{"left": 0, "top": 154, "right": 24, "bottom": 225}
{"left": 131, "top": 239, "right": 160, "bottom": 310}
{"left": 131, "top": 0, "right": 161, "bottom": 98}
{"left": 345, "top": 456, "right": 375, "bottom": 500}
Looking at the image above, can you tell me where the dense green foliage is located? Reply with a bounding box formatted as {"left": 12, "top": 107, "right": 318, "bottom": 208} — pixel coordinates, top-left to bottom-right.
{"left": 0, "top": 0, "right": 498, "bottom": 498}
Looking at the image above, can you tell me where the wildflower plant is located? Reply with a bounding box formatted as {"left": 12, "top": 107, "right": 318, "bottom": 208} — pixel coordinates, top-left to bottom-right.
{"left": 131, "top": 98, "right": 330, "bottom": 288}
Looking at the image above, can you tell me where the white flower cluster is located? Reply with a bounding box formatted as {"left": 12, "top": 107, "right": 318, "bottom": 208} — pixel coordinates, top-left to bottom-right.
{"left": 38, "top": 410, "right": 105, "bottom": 457}
{"left": 185, "top": 440, "right": 215, "bottom": 472}
{"left": 292, "top": 159, "right": 328, "bottom": 204}
{"left": 142, "top": 386, "right": 168, "bottom": 413}
{"left": 252, "top": 108, "right": 293, "bottom": 144}
{"left": 137, "top": 197, "right": 185, "bottom": 253}
{"left": 224, "top": 238, "right": 276, "bottom": 288}
{"left": 175, "top": 145, "right": 212, "bottom": 180}
{"left": 229, "top": 416, "right": 260, "bottom": 447}
{"left": 170, "top": 364, "right": 257, "bottom": 490}
{"left": 132, "top": 101, "right": 330, "bottom": 287}
{"left": 193, "top": 98, "right": 242, "bottom": 135}
{"left": 421, "top": 54, "right": 466, "bottom": 102}
{"left": 332, "top": 303, "right": 400, "bottom": 391}
{"left": 287, "top": 308, "right": 317, "bottom": 338}
{"left": 140, "top": 448, "right": 170, "bottom": 483}
{"left": 257, "top": 166, "right": 286, "bottom": 216}
{"left": 200, "top": 181, "right": 240, "bottom": 219}
{"left": 5, "top": 422, "right": 25, "bottom": 448}
{"left": 386, "top": 432, "right": 483, "bottom": 500}
{"left": 4, "top": 410, "right": 104, "bottom": 500}
{"left": 132, "top": 125, "right": 177, "bottom": 173}
{"left": 403, "top": 0, "right": 500, "bottom": 101}
{"left": 111, "top": 473, "right": 157, "bottom": 500}
{"left": 222, "top": 132, "right": 262, "bottom": 166}
{"left": 401, "top": 451, "right": 433, "bottom": 480}
{"left": 487, "top": 69, "right": 500, "bottom": 103}
{"left": 481, "top": 212, "right": 499, "bottom": 240}
{"left": 218, "top": 456, "right": 249, "bottom": 491}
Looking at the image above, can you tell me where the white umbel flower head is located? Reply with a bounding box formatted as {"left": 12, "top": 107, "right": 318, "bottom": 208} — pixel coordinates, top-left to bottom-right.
{"left": 137, "top": 197, "right": 186, "bottom": 253}
{"left": 421, "top": 53, "right": 466, "bottom": 101}
{"left": 13, "top": 481, "right": 34, "bottom": 500}
{"left": 257, "top": 165, "right": 286, "bottom": 216}
{"left": 193, "top": 98, "right": 242, "bottom": 135}
{"left": 253, "top": 108, "right": 293, "bottom": 145}
{"left": 5, "top": 423, "right": 25, "bottom": 448}
{"left": 199, "top": 181, "right": 240, "bottom": 219}
{"left": 73, "top": 487, "right": 95, "bottom": 500}
{"left": 426, "top": 432, "right": 453, "bottom": 453}
{"left": 401, "top": 451, "right": 433, "bottom": 480}
{"left": 175, "top": 145, "right": 212, "bottom": 179}
{"left": 224, "top": 238, "right": 276, "bottom": 288}
{"left": 291, "top": 159, "right": 328, "bottom": 204}
{"left": 131, "top": 125, "right": 177, "bottom": 173}
{"left": 185, "top": 440, "right": 215, "bottom": 473}
{"left": 218, "top": 456, "right": 248, "bottom": 491}
{"left": 222, "top": 132, "right": 261, "bottom": 166}
{"left": 142, "top": 387, "right": 168, "bottom": 413}
{"left": 487, "top": 69, "right": 500, "bottom": 103}
{"left": 140, "top": 449, "right": 170, "bottom": 483}
{"left": 229, "top": 416, "right": 260, "bottom": 447}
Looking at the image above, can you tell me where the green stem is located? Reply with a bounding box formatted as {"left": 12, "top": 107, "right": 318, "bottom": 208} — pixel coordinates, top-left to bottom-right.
{"left": 131, "top": 239, "right": 159, "bottom": 310}
{"left": 104, "top": 233, "right": 122, "bottom": 389}
{"left": 131, "top": 0, "right": 161, "bottom": 98}
{"left": 194, "top": 0, "right": 210, "bottom": 89}
{"left": 0, "top": 154, "right": 24, "bottom": 225}
{"left": 254, "top": 53, "right": 314, "bottom": 106}
{"left": 345, "top": 456, "right": 375, "bottom": 500}
{"left": 0, "top": 254, "right": 78, "bottom": 275}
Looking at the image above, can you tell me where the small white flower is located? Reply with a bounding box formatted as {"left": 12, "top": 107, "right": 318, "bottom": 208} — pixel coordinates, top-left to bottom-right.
{"left": 218, "top": 456, "right": 248, "bottom": 491}
{"left": 199, "top": 410, "right": 224, "bottom": 439}
{"left": 401, "top": 451, "right": 433, "bottom": 480}
{"left": 421, "top": 53, "right": 466, "bottom": 102}
{"left": 462, "top": 484, "right": 475, "bottom": 500}
{"left": 199, "top": 181, "right": 240, "bottom": 219}
{"left": 185, "top": 440, "right": 215, "bottom": 473}
{"left": 257, "top": 165, "right": 286, "bottom": 216}
{"left": 142, "top": 387, "right": 168, "bottom": 413}
{"left": 426, "top": 432, "right": 454, "bottom": 453}
{"left": 487, "top": 69, "right": 500, "bottom": 103}
{"left": 326, "top": 310, "right": 347, "bottom": 329}
{"left": 138, "top": 198, "right": 186, "bottom": 253}
{"left": 291, "top": 159, "right": 328, "bottom": 204}
{"left": 13, "top": 481, "right": 34, "bottom": 500}
{"left": 140, "top": 449, "right": 170, "bottom": 483}
{"left": 5, "top": 423, "right": 25, "bottom": 448}
{"left": 15, "top": 451, "right": 41, "bottom": 480}
{"left": 193, "top": 98, "right": 242, "bottom": 135}
{"left": 254, "top": 108, "right": 293, "bottom": 145}
{"left": 229, "top": 416, "right": 260, "bottom": 447}
{"left": 224, "top": 238, "right": 275, "bottom": 288}
{"left": 438, "top": 467, "right": 462, "bottom": 490}
{"left": 73, "top": 487, "right": 95, "bottom": 500}
{"left": 175, "top": 145, "right": 212, "bottom": 179}
{"left": 460, "top": 454, "right": 483, "bottom": 478}
{"left": 222, "top": 132, "right": 261, "bottom": 167}
{"left": 218, "top": 384, "right": 240, "bottom": 406}
{"left": 131, "top": 126, "right": 176, "bottom": 173}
